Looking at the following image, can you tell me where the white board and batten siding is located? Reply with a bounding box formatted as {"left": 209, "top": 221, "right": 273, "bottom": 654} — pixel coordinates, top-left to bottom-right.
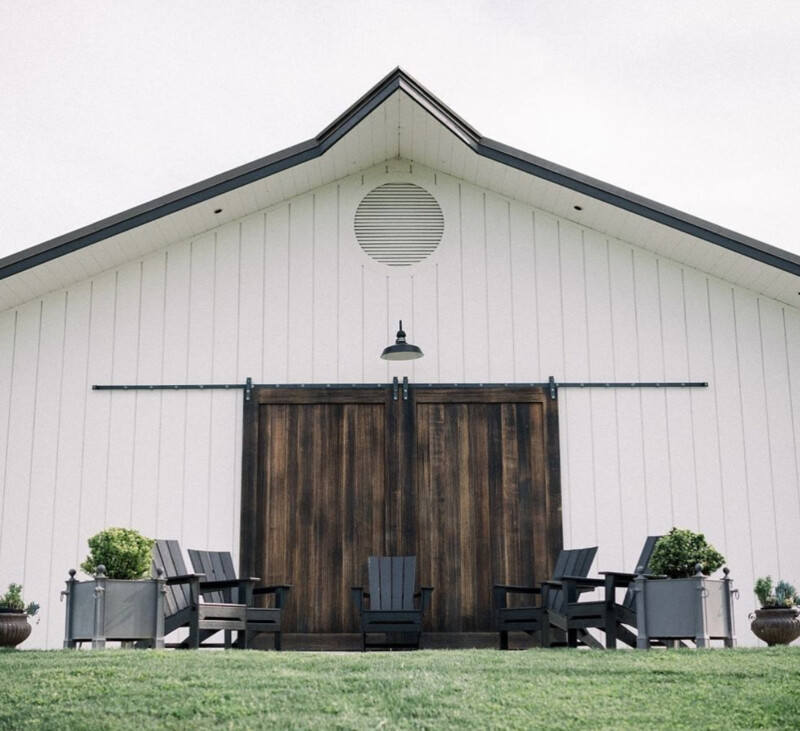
{"left": 2, "top": 159, "right": 800, "bottom": 648}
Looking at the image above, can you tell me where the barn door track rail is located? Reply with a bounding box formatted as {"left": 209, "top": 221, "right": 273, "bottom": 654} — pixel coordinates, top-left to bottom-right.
{"left": 93, "top": 376, "right": 708, "bottom": 401}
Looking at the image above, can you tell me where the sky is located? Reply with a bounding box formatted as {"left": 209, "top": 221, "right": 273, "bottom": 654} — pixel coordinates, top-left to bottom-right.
{"left": 2, "top": 1, "right": 799, "bottom": 261}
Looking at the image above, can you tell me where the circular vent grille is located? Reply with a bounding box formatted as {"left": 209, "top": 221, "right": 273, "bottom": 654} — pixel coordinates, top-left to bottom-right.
{"left": 354, "top": 182, "right": 444, "bottom": 266}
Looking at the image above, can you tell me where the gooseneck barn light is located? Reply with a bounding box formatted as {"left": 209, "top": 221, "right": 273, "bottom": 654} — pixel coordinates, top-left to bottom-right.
{"left": 380, "top": 320, "right": 424, "bottom": 361}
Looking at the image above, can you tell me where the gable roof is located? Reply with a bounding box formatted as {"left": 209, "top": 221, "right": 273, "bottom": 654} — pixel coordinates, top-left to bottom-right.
{"left": 2, "top": 67, "right": 799, "bottom": 311}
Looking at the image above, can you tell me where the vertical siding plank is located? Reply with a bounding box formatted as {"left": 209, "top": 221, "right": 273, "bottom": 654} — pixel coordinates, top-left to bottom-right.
{"left": 484, "top": 196, "right": 514, "bottom": 381}
{"left": 362, "top": 269, "right": 388, "bottom": 383}
{"left": 157, "top": 243, "right": 191, "bottom": 540}
{"left": 411, "top": 266, "right": 439, "bottom": 383}
{"left": 79, "top": 273, "right": 117, "bottom": 548}
{"left": 734, "top": 291, "right": 779, "bottom": 580}
{"left": 632, "top": 251, "right": 671, "bottom": 530}
{"left": 759, "top": 300, "right": 800, "bottom": 578}
{"left": 47, "top": 282, "right": 92, "bottom": 648}
{"left": 607, "top": 242, "right": 648, "bottom": 550}
{"left": 238, "top": 215, "right": 266, "bottom": 379}
{"left": 707, "top": 280, "right": 753, "bottom": 587}
{"left": 25, "top": 293, "right": 67, "bottom": 649}
{"left": 431, "top": 181, "right": 464, "bottom": 383}
{"left": 559, "top": 223, "right": 594, "bottom": 548}
{"left": 106, "top": 263, "right": 142, "bottom": 527}
{"left": 385, "top": 275, "right": 414, "bottom": 383}
{"left": 509, "top": 203, "right": 538, "bottom": 381}
{"left": 183, "top": 235, "right": 215, "bottom": 547}
{"left": 207, "top": 223, "right": 241, "bottom": 550}
{"left": 0, "top": 310, "right": 16, "bottom": 563}
{"left": 658, "top": 262, "right": 698, "bottom": 530}
{"left": 583, "top": 230, "right": 623, "bottom": 570}
{"left": 313, "top": 187, "right": 340, "bottom": 381}
{"left": 0, "top": 301, "right": 41, "bottom": 586}
{"left": 682, "top": 269, "right": 725, "bottom": 546}
{"left": 263, "top": 207, "right": 290, "bottom": 382}
{"left": 287, "top": 197, "right": 314, "bottom": 382}
{"left": 130, "top": 255, "right": 167, "bottom": 538}
{"left": 459, "top": 186, "right": 489, "bottom": 382}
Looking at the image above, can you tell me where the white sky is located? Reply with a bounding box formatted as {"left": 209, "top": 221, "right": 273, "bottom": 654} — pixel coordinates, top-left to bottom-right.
{"left": 2, "top": 1, "right": 799, "bottom": 260}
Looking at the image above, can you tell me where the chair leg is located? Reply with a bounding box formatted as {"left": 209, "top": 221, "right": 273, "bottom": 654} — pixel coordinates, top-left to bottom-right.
{"left": 274, "top": 632, "right": 281, "bottom": 651}
{"left": 362, "top": 633, "right": 367, "bottom": 652}
{"left": 499, "top": 631, "right": 509, "bottom": 650}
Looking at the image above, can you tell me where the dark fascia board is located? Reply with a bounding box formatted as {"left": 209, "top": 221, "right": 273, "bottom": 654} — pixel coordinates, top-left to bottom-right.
{"left": 2, "top": 67, "right": 799, "bottom": 282}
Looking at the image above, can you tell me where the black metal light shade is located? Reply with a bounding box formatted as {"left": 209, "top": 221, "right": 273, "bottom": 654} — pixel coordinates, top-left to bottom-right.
{"left": 381, "top": 320, "right": 423, "bottom": 361}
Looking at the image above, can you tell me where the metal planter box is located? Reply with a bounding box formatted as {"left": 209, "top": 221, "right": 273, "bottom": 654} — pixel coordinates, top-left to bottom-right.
{"left": 635, "top": 569, "right": 737, "bottom": 648}
{"left": 63, "top": 566, "right": 165, "bottom": 649}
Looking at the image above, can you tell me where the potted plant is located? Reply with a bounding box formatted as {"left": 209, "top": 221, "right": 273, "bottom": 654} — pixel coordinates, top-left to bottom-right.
{"left": 63, "top": 527, "right": 166, "bottom": 649}
{"left": 0, "top": 584, "right": 39, "bottom": 648}
{"left": 634, "top": 527, "right": 736, "bottom": 648}
{"left": 750, "top": 576, "right": 800, "bottom": 646}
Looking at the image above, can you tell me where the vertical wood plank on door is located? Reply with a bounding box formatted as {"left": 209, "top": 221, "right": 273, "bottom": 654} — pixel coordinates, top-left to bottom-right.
{"left": 106, "top": 262, "right": 142, "bottom": 527}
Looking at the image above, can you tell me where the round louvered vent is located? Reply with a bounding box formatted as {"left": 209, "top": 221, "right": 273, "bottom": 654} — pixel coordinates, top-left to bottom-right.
{"left": 354, "top": 182, "right": 444, "bottom": 266}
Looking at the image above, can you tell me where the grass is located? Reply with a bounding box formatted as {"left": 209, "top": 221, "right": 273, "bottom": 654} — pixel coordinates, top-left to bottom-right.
{"left": 1, "top": 647, "right": 799, "bottom": 729}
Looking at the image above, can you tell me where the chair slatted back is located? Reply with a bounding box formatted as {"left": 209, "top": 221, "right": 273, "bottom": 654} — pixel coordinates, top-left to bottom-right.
{"left": 622, "top": 535, "right": 662, "bottom": 610}
{"left": 547, "top": 547, "right": 598, "bottom": 615}
{"left": 367, "top": 556, "right": 416, "bottom": 611}
{"left": 152, "top": 539, "right": 191, "bottom": 617}
{"left": 188, "top": 549, "right": 238, "bottom": 604}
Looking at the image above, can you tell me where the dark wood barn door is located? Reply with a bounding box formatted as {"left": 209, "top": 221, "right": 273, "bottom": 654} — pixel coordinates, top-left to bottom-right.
{"left": 240, "top": 385, "right": 561, "bottom": 635}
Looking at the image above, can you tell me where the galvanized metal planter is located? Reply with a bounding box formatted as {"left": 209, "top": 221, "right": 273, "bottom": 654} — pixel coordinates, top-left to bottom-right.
{"left": 634, "top": 567, "right": 737, "bottom": 648}
{"left": 62, "top": 565, "right": 166, "bottom": 649}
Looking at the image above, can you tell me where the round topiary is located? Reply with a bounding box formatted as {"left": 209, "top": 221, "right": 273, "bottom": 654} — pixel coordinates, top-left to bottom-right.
{"left": 81, "top": 527, "right": 155, "bottom": 580}
{"left": 649, "top": 527, "right": 725, "bottom": 579}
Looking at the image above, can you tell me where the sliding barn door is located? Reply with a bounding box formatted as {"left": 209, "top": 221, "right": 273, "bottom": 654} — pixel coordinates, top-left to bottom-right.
{"left": 413, "top": 389, "right": 562, "bottom": 632}
{"left": 241, "top": 389, "right": 390, "bottom": 633}
{"left": 241, "top": 385, "right": 561, "bottom": 635}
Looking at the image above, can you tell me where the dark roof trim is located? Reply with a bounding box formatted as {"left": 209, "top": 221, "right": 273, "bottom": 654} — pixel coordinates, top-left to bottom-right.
{"left": 2, "top": 67, "right": 799, "bottom": 282}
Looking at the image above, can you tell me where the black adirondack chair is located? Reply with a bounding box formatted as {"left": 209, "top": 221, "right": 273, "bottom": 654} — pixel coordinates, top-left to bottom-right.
{"left": 152, "top": 539, "right": 247, "bottom": 649}
{"left": 188, "top": 548, "right": 291, "bottom": 650}
{"left": 548, "top": 535, "right": 662, "bottom": 648}
{"left": 351, "top": 556, "right": 434, "bottom": 651}
{"left": 493, "top": 546, "right": 598, "bottom": 650}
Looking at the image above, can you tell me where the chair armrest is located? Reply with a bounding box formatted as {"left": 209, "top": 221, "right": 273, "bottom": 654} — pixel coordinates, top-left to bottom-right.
{"left": 492, "top": 584, "right": 542, "bottom": 611}
{"left": 351, "top": 586, "right": 365, "bottom": 613}
{"left": 166, "top": 572, "right": 205, "bottom": 586}
{"left": 417, "top": 586, "right": 434, "bottom": 612}
{"left": 558, "top": 576, "right": 605, "bottom": 587}
{"left": 198, "top": 578, "right": 241, "bottom": 592}
{"left": 251, "top": 584, "right": 291, "bottom": 608}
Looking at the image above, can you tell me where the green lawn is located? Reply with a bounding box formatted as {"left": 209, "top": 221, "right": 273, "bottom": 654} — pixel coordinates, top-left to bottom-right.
{"left": 2, "top": 647, "right": 799, "bottom": 729}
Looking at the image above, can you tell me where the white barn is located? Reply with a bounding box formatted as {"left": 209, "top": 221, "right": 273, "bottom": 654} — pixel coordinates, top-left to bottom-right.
{"left": 2, "top": 69, "right": 799, "bottom": 648}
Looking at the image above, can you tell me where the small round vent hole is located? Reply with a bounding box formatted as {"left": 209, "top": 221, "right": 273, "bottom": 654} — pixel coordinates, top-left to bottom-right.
{"left": 354, "top": 182, "right": 444, "bottom": 266}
